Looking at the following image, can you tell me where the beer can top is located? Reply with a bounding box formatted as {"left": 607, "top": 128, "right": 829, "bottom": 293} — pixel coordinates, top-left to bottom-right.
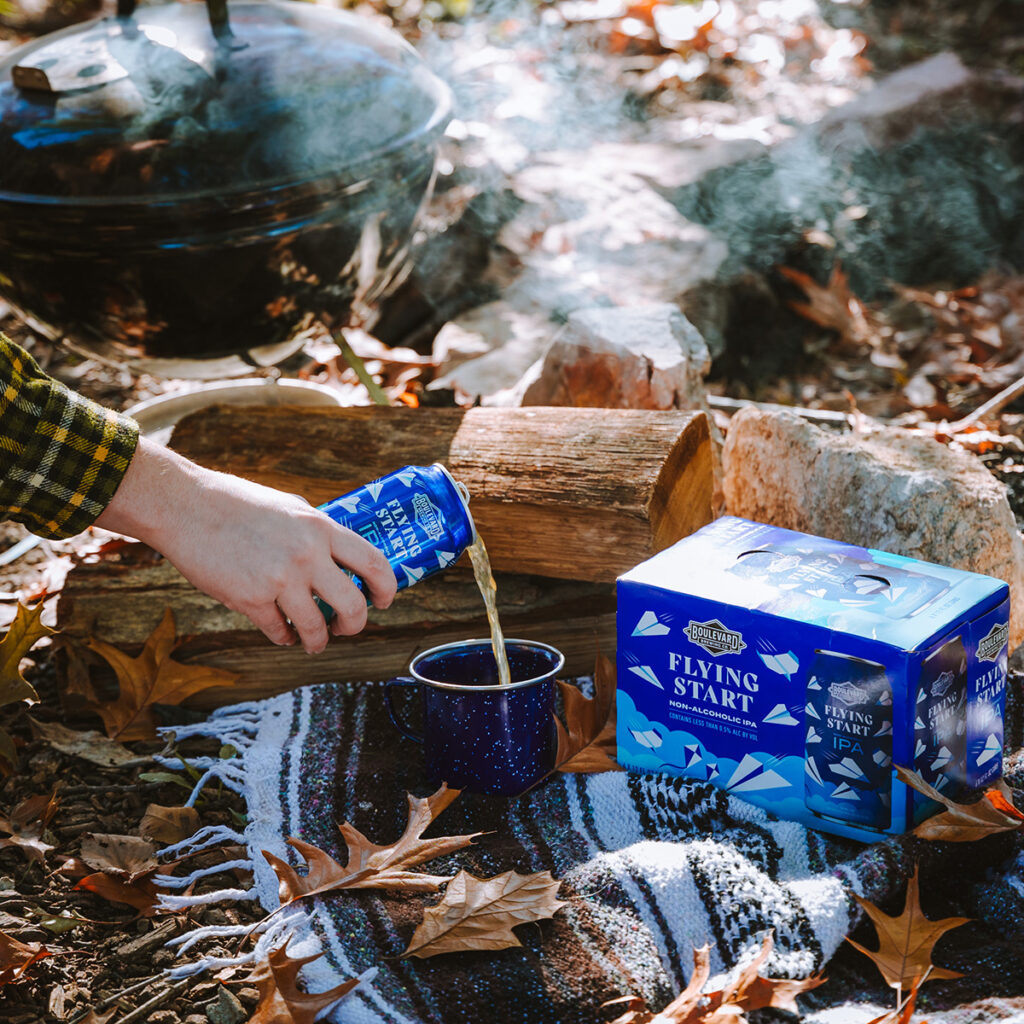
{"left": 431, "top": 462, "right": 477, "bottom": 543}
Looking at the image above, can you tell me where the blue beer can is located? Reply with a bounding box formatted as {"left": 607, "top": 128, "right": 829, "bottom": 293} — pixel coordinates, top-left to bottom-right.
{"left": 318, "top": 463, "right": 475, "bottom": 599}
{"left": 914, "top": 636, "right": 968, "bottom": 798}
{"left": 804, "top": 650, "right": 893, "bottom": 831}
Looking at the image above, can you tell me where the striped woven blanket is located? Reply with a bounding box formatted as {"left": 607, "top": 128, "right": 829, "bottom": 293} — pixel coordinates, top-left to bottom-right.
{"left": 157, "top": 676, "right": 1024, "bottom": 1024}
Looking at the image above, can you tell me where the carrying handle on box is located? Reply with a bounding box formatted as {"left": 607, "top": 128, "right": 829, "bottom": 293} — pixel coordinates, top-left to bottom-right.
{"left": 385, "top": 677, "right": 424, "bottom": 743}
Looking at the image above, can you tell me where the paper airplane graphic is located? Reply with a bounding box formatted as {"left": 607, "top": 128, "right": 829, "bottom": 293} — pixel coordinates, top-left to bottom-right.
{"left": 877, "top": 691, "right": 892, "bottom": 706}
{"left": 806, "top": 588, "right": 827, "bottom": 599}
{"left": 873, "top": 749, "right": 891, "bottom": 767}
{"left": 977, "top": 734, "right": 1001, "bottom": 766}
{"left": 805, "top": 704, "right": 821, "bottom": 720}
{"left": 917, "top": 688, "right": 929, "bottom": 703}
{"left": 726, "top": 754, "right": 789, "bottom": 794}
{"left": 875, "top": 721, "right": 893, "bottom": 738}
{"left": 758, "top": 650, "right": 800, "bottom": 678}
{"left": 914, "top": 738, "right": 927, "bottom": 759}
{"left": 395, "top": 470, "right": 418, "bottom": 487}
{"left": 706, "top": 762, "right": 719, "bottom": 779}
{"left": 805, "top": 725, "right": 821, "bottom": 744}
{"left": 633, "top": 611, "right": 670, "bottom": 637}
{"left": 335, "top": 495, "right": 361, "bottom": 514}
{"left": 627, "top": 664, "right": 663, "bottom": 689}
{"left": 365, "top": 480, "right": 385, "bottom": 501}
{"left": 930, "top": 746, "right": 954, "bottom": 772}
{"left": 915, "top": 716, "right": 926, "bottom": 731}
{"left": 762, "top": 703, "right": 799, "bottom": 727}
{"left": 831, "top": 757, "right": 867, "bottom": 781}
{"left": 402, "top": 564, "right": 426, "bottom": 587}
{"left": 805, "top": 756, "right": 823, "bottom": 786}
{"left": 830, "top": 782, "right": 860, "bottom": 801}
{"left": 630, "top": 728, "right": 663, "bottom": 749}
{"left": 684, "top": 744, "right": 702, "bottom": 769}
{"left": 436, "top": 550, "right": 457, "bottom": 569}
{"left": 807, "top": 676, "right": 821, "bottom": 691}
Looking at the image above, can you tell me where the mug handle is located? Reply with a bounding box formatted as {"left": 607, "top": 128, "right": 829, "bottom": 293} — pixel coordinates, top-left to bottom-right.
{"left": 385, "top": 677, "right": 424, "bottom": 743}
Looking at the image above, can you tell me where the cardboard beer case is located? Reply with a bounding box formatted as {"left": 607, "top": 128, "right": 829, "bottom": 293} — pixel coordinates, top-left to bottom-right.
{"left": 615, "top": 517, "right": 1010, "bottom": 841}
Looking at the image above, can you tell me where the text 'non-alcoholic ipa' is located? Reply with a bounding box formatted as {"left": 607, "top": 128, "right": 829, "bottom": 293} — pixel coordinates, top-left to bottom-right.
{"left": 318, "top": 463, "right": 475, "bottom": 596}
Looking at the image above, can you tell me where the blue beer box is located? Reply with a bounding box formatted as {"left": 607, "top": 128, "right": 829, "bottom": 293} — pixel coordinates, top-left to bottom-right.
{"left": 616, "top": 517, "right": 1010, "bottom": 842}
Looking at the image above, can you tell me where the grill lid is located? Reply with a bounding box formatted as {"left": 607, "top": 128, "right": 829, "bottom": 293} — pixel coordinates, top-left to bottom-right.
{"left": 0, "top": 0, "right": 452, "bottom": 201}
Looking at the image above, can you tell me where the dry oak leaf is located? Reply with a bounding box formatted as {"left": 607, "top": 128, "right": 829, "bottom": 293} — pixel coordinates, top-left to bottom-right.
{"left": 87, "top": 607, "right": 239, "bottom": 740}
{"left": 65, "top": 833, "right": 171, "bottom": 917}
{"left": 30, "top": 719, "right": 140, "bottom": 769}
{"left": 0, "top": 930, "right": 52, "bottom": 985}
{"left": 247, "top": 941, "right": 359, "bottom": 1024}
{"left": 140, "top": 803, "right": 201, "bottom": 846}
{"left": 0, "top": 789, "right": 60, "bottom": 866}
{"left": 555, "top": 654, "right": 621, "bottom": 773}
{"left": 403, "top": 868, "right": 566, "bottom": 958}
{"left": 847, "top": 865, "right": 969, "bottom": 992}
{"left": 897, "top": 765, "right": 1024, "bottom": 842}
{"left": 264, "top": 784, "right": 483, "bottom": 905}
{"left": 604, "top": 934, "right": 824, "bottom": 1024}
{"left": 0, "top": 600, "right": 53, "bottom": 766}
{"left": 779, "top": 263, "right": 873, "bottom": 348}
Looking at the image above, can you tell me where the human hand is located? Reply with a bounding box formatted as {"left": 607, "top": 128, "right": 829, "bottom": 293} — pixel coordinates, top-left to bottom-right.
{"left": 95, "top": 438, "right": 397, "bottom": 653}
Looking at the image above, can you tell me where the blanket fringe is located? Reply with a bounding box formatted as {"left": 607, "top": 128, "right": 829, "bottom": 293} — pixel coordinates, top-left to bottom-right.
{"left": 154, "top": 705, "right": 271, "bottom": 969}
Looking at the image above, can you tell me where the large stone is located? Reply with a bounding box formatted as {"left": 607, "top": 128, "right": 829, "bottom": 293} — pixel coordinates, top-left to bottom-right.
{"left": 521, "top": 303, "right": 711, "bottom": 413}
{"left": 722, "top": 407, "right": 1024, "bottom": 650}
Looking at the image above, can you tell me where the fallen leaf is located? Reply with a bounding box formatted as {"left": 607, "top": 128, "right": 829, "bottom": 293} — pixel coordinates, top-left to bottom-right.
{"left": 604, "top": 934, "right": 824, "bottom": 1023}
{"left": 65, "top": 834, "right": 170, "bottom": 917}
{"left": 847, "top": 866, "right": 968, "bottom": 992}
{"left": 264, "top": 784, "right": 482, "bottom": 905}
{"left": 86, "top": 607, "right": 240, "bottom": 740}
{"left": 73, "top": 871, "right": 165, "bottom": 918}
{"left": 0, "top": 789, "right": 59, "bottom": 866}
{"left": 80, "top": 833, "right": 158, "bottom": 879}
{"left": 555, "top": 654, "right": 622, "bottom": 773}
{"left": 139, "top": 804, "right": 200, "bottom": 846}
{"left": 780, "top": 263, "right": 873, "bottom": 348}
{"left": 896, "top": 765, "right": 1024, "bottom": 841}
{"left": 247, "top": 941, "right": 359, "bottom": 1024}
{"left": 0, "top": 930, "right": 52, "bottom": 985}
{"left": 30, "top": 719, "right": 141, "bottom": 769}
{"left": 403, "top": 868, "right": 565, "bottom": 958}
{"left": 0, "top": 600, "right": 53, "bottom": 766}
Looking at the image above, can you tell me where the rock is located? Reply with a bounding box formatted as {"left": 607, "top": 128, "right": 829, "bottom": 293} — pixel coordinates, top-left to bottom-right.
{"left": 813, "top": 52, "right": 1024, "bottom": 154}
{"left": 206, "top": 987, "right": 247, "bottom": 1024}
{"left": 429, "top": 299, "right": 556, "bottom": 400}
{"left": 521, "top": 303, "right": 711, "bottom": 412}
{"left": 722, "top": 407, "right": 1024, "bottom": 650}
{"left": 235, "top": 987, "right": 261, "bottom": 1010}
{"left": 149, "top": 1012, "right": 178, "bottom": 1024}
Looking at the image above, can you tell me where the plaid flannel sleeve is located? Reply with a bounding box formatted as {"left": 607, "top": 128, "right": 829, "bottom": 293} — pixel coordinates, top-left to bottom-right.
{"left": 0, "top": 336, "right": 139, "bottom": 539}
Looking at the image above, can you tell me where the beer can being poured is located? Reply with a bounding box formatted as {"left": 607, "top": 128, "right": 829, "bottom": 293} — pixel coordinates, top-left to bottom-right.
{"left": 318, "top": 463, "right": 475, "bottom": 601}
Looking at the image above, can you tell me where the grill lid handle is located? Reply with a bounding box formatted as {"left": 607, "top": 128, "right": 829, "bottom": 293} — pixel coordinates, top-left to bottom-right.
{"left": 117, "top": 0, "right": 234, "bottom": 44}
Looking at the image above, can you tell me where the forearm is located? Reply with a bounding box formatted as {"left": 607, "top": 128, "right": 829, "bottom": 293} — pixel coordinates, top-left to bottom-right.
{"left": 0, "top": 336, "right": 138, "bottom": 539}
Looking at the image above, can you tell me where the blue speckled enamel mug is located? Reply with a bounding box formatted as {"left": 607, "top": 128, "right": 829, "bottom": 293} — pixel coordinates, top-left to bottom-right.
{"left": 385, "top": 639, "right": 564, "bottom": 796}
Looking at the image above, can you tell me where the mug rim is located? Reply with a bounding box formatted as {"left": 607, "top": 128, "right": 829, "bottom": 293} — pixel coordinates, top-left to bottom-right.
{"left": 409, "top": 638, "right": 565, "bottom": 692}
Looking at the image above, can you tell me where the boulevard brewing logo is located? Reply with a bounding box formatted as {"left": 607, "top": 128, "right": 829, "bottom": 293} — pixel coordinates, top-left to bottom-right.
{"left": 829, "top": 681, "right": 868, "bottom": 706}
{"left": 978, "top": 621, "right": 1010, "bottom": 662}
{"left": 931, "top": 670, "right": 957, "bottom": 698}
{"left": 684, "top": 619, "right": 747, "bottom": 657}
{"left": 411, "top": 491, "right": 444, "bottom": 541}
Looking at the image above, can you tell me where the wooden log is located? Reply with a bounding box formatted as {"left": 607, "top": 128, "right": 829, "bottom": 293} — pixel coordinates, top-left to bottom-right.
{"left": 56, "top": 544, "right": 615, "bottom": 709}
{"left": 168, "top": 406, "right": 713, "bottom": 583}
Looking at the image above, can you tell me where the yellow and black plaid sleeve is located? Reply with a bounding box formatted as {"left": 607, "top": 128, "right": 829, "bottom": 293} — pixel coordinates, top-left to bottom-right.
{"left": 0, "top": 335, "right": 139, "bottom": 539}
